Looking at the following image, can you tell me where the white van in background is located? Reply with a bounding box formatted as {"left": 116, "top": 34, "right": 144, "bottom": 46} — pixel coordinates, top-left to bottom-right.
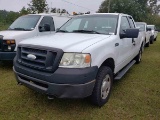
{"left": 0, "top": 13, "right": 71, "bottom": 60}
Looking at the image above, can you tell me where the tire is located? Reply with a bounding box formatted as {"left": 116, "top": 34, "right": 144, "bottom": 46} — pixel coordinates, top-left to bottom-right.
{"left": 150, "top": 39, "right": 153, "bottom": 44}
{"left": 91, "top": 66, "right": 113, "bottom": 107}
{"left": 145, "top": 41, "right": 150, "bottom": 47}
{"left": 135, "top": 47, "right": 142, "bottom": 64}
{"left": 150, "top": 36, "right": 154, "bottom": 44}
{"left": 142, "top": 41, "right": 145, "bottom": 52}
{"left": 154, "top": 37, "right": 157, "bottom": 41}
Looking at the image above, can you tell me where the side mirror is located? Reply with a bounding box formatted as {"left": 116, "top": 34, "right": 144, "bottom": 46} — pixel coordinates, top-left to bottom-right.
{"left": 39, "top": 24, "right": 50, "bottom": 32}
{"left": 120, "top": 28, "right": 139, "bottom": 39}
{"left": 147, "top": 28, "right": 151, "bottom": 31}
{"left": 44, "top": 24, "right": 50, "bottom": 31}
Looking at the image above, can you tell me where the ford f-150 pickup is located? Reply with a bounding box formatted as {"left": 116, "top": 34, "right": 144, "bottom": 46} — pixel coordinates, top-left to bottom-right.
{"left": 13, "top": 13, "right": 143, "bottom": 107}
{"left": 136, "top": 22, "right": 152, "bottom": 47}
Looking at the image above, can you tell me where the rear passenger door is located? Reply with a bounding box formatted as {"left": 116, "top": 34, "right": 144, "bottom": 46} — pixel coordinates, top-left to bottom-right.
{"left": 128, "top": 16, "right": 140, "bottom": 56}
{"left": 38, "top": 16, "right": 55, "bottom": 36}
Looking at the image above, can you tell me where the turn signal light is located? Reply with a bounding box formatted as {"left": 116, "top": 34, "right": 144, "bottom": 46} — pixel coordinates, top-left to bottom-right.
{"left": 85, "top": 54, "right": 91, "bottom": 63}
{"left": 5, "top": 40, "right": 15, "bottom": 44}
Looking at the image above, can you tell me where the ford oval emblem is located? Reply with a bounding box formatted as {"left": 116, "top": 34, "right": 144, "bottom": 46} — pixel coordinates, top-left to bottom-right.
{"left": 27, "top": 54, "right": 36, "bottom": 60}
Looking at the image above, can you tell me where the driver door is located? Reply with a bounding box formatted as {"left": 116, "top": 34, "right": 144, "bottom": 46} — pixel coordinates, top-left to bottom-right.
{"left": 117, "top": 16, "right": 133, "bottom": 70}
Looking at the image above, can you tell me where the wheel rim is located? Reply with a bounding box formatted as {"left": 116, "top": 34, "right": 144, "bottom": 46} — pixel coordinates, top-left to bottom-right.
{"left": 101, "top": 74, "right": 111, "bottom": 100}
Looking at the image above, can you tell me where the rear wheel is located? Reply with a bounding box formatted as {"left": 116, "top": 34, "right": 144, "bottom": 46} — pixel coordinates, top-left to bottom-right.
{"left": 91, "top": 66, "right": 113, "bottom": 107}
{"left": 135, "top": 47, "right": 142, "bottom": 64}
{"left": 150, "top": 36, "right": 154, "bottom": 44}
{"left": 154, "top": 37, "right": 157, "bottom": 41}
{"left": 145, "top": 41, "right": 150, "bottom": 47}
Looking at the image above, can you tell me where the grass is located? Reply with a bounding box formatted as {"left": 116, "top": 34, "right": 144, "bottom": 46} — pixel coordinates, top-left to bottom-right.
{"left": 0, "top": 35, "right": 160, "bottom": 120}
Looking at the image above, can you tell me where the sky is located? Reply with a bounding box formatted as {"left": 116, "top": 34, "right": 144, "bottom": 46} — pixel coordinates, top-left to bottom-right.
{"left": 0, "top": 0, "right": 104, "bottom": 13}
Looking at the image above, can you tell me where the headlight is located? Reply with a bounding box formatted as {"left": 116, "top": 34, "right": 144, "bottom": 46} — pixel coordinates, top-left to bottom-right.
{"left": 59, "top": 53, "right": 91, "bottom": 68}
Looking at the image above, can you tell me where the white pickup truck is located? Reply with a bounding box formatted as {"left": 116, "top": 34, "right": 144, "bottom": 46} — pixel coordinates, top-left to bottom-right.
{"left": 136, "top": 22, "right": 152, "bottom": 47}
{"left": 147, "top": 25, "right": 158, "bottom": 43}
{"left": 0, "top": 13, "right": 71, "bottom": 60}
{"left": 14, "top": 13, "right": 143, "bottom": 106}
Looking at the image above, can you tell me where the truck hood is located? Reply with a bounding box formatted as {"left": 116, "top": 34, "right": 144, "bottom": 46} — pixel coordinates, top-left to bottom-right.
{"left": 20, "top": 33, "right": 111, "bottom": 52}
{"left": 0, "top": 30, "right": 33, "bottom": 39}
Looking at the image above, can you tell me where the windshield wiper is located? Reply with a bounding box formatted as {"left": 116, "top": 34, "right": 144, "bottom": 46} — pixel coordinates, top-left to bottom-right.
{"left": 72, "top": 30, "right": 101, "bottom": 34}
{"left": 56, "top": 30, "right": 69, "bottom": 33}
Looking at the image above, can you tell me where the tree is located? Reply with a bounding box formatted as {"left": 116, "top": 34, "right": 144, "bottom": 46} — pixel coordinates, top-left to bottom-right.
{"left": 61, "top": 9, "right": 67, "bottom": 13}
{"left": 19, "top": 7, "right": 30, "bottom": 15}
{"left": 148, "top": 0, "right": 160, "bottom": 14}
{"left": 28, "top": 0, "right": 48, "bottom": 13}
{"left": 57, "top": 8, "right": 61, "bottom": 13}
{"left": 98, "top": 0, "right": 150, "bottom": 21}
{"left": 51, "top": 8, "right": 57, "bottom": 13}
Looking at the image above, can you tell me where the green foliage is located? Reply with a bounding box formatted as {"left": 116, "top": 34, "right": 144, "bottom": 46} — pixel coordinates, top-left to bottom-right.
{"left": 28, "top": 0, "right": 48, "bottom": 13}
{"left": 148, "top": 0, "right": 160, "bottom": 14}
{"left": 98, "top": 0, "right": 160, "bottom": 28}
{"left": 99, "top": 0, "right": 149, "bottom": 21}
{"left": 0, "top": 10, "right": 20, "bottom": 28}
{"left": 19, "top": 7, "right": 31, "bottom": 15}
{"left": 0, "top": 23, "right": 9, "bottom": 30}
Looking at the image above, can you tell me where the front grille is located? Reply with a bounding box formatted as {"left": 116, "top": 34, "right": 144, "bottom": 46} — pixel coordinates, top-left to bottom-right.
{"left": 17, "top": 45, "right": 63, "bottom": 72}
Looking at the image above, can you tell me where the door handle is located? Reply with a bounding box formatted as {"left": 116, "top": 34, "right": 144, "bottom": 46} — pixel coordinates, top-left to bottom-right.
{"left": 132, "top": 39, "right": 136, "bottom": 46}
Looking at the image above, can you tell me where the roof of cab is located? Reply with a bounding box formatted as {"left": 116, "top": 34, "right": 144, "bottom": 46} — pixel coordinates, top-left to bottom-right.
{"left": 147, "top": 25, "right": 155, "bottom": 26}
{"left": 73, "top": 13, "right": 131, "bottom": 17}
{"left": 136, "top": 22, "right": 147, "bottom": 24}
{"left": 28, "top": 13, "right": 73, "bottom": 18}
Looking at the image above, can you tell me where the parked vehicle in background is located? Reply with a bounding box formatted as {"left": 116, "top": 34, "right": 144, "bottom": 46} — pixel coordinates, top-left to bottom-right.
{"left": 14, "top": 13, "right": 143, "bottom": 107}
{"left": 0, "top": 13, "right": 71, "bottom": 60}
{"left": 147, "top": 25, "right": 158, "bottom": 43}
{"left": 136, "top": 22, "right": 152, "bottom": 47}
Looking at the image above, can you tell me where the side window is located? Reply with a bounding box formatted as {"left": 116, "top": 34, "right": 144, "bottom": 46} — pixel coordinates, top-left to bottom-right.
{"left": 39, "top": 16, "right": 55, "bottom": 32}
{"left": 128, "top": 16, "right": 135, "bottom": 28}
{"left": 120, "top": 16, "right": 130, "bottom": 33}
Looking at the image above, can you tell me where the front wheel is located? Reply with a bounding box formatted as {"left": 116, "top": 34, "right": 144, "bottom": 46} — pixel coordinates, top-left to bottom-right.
{"left": 91, "top": 66, "right": 113, "bottom": 107}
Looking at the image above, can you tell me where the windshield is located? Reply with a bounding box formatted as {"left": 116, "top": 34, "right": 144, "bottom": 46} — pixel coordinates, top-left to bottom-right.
{"left": 8, "top": 15, "right": 41, "bottom": 31}
{"left": 136, "top": 23, "right": 145, "bottom": 31}
{"left": 58, "top": 15, "right": 118, "bottom": 35}
{"left": 147, "top": 25, "right": 154, "bottom": 30}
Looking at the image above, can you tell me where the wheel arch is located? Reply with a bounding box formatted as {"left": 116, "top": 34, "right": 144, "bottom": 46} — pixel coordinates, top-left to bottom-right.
{"left": 100, "top": 58, "right": 115, "bottom": 73}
